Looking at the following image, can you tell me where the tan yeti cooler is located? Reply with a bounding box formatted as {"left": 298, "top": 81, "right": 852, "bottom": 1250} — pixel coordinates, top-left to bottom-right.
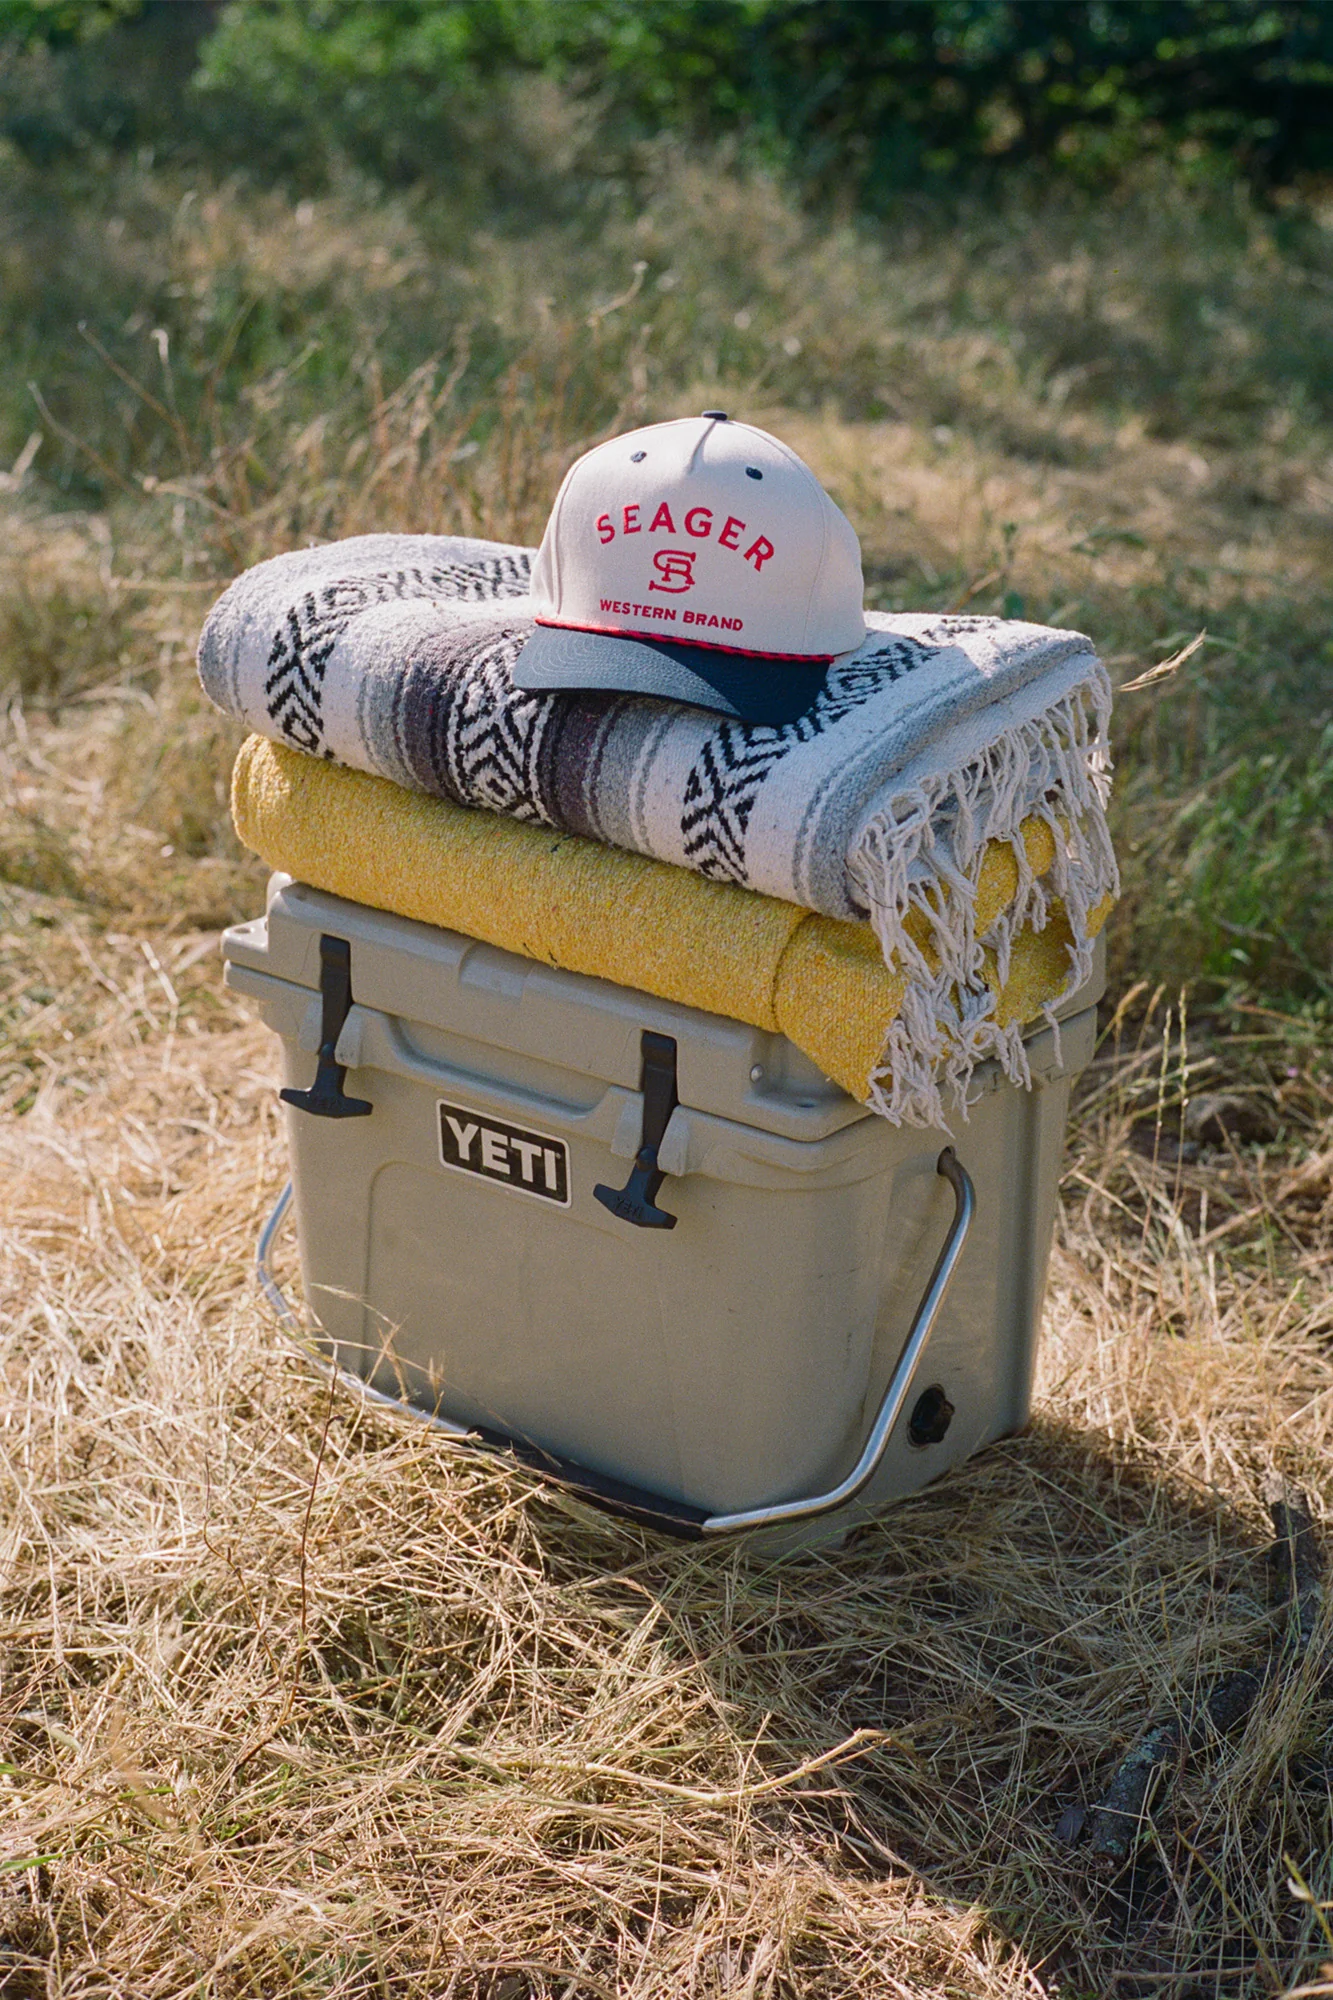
{"left": 224, "top": 872, "right": 1102, "bottom": 1552}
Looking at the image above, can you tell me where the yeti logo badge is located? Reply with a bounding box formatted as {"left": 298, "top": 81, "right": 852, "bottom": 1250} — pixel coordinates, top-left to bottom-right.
{"left": 648, "top": 548, "right": 696, "bottom": 593}
{"left": 437, "top": 1101, "right": 570, "bottom": 1207}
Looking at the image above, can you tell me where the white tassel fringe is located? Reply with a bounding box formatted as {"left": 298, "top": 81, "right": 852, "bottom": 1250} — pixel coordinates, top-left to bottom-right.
{"left": 848, "top": 669, "right": 1117, "bottom": 1128}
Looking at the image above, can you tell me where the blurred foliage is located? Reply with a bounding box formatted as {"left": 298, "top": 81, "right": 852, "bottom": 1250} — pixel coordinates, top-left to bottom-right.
{"left": 191, "top": 0, "right": 538, "bottom": 187}
{"left": 3, "top": 0, "right": 1332, "bottom": 198}
{"left": 0, "top": 0, "right": 141, "bottom": 44}
{"left": 0, "top": 1, "right": 215, "bottom": 166}
{"left": 517, "top": 0, "right": 1333, "bottom": 197}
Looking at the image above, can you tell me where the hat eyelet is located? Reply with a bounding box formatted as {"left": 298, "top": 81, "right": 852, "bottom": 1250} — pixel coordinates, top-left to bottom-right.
{"left": 630, "top": 450, "right": 647, "bottom": 462}
{"left": 746, "top": 466, "right": 763, "bottom": 480}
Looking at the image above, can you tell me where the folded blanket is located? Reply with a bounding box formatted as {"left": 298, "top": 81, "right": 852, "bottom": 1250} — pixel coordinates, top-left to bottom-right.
{"left": 201, "top": 534, "right": 1116, "bottom": 1122}
{"left": 233, "top": 736, "right": 1111, "bottom": 1110}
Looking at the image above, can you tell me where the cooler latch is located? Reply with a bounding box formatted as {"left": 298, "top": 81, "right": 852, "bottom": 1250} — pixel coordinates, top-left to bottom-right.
{"left": 280, "top": 934, "right": 373, "bottom": 1120}
{"left": 594, "top": 1031, "right": 679, "bottom": 1230}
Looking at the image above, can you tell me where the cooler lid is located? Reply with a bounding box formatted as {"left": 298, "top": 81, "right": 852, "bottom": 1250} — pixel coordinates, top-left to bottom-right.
{"left": 222, "top": 873, "right": 1104, "bottom": 1144}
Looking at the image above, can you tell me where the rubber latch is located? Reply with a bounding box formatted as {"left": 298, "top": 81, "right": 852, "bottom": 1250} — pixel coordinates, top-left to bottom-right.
{"left": 593, "top": 1030, "right": 679, "bottom": 1229}
{"left": 280, "top": 934, "right": 373, "bottom": 1120}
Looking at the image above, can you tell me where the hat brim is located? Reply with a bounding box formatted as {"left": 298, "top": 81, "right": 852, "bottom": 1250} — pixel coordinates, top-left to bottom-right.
{"left": 512, "top": 625, "right": 830, "bottom": 728}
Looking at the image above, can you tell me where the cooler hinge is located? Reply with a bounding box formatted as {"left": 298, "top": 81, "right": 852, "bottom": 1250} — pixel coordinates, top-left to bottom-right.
{"left": 280, "top": 934, "right": 373, "bottom": 1120}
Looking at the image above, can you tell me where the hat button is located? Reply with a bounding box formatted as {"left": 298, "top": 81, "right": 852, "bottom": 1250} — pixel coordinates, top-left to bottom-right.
{"left": 700, "top": 409, "right": 729, "bottom": 421}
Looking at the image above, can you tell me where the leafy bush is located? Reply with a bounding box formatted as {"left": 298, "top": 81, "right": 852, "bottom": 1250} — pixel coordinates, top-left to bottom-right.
{"left": 192, "top": 0, "right": 1333, "bottom": 198}
{"left": 6, "top": 1, "right": 1332, "bottom": 198}
{"left": 0, "top": 0, "right": 142, "bottom": 45}
{"left": 189, "top": 0, "right": 536, "bottom": 187}
{"left": 0, "top": 1, "right": 214, "bottom": 167}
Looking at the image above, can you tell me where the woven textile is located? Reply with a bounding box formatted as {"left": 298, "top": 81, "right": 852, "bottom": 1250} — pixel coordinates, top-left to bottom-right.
{"left": 233, "top": 736, "right": 1110, "bottom": 1110}
{"left": 199, "top": 533, "right": 1117, "bottom": 1123}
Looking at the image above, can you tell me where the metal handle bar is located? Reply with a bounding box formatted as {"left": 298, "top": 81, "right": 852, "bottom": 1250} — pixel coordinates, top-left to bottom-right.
{"left": 701, "top": 1147, "right": 973, "bottom": 1531}
{"left": 255, "top": 1147, "right": 974, "bottom": 1539}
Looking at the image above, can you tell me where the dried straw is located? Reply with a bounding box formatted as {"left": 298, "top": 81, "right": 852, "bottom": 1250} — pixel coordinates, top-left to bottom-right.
{"left": 2, "top": 761, "right": 1331, "bottom": 1994}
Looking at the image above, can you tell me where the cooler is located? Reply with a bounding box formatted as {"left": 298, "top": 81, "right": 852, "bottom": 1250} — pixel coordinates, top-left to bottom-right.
{"left": 223, "top": 873, "right": 1103, "bottom": 1552}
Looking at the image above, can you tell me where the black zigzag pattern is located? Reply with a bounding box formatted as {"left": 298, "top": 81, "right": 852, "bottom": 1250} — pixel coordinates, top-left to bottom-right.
{"left": 264, "top": 577, "right": 386, "bottom": 756}
{"left": 680, "top": 639, "right": 928, "bottom": 885}
{"left": 263, "top": 555, "right": 530, "bottom": 755}
{"left": 427, "top": 635, "right": 553, "bottom": 824}
{"left": 681, "top": 725, "right": 802, "bottom": 881}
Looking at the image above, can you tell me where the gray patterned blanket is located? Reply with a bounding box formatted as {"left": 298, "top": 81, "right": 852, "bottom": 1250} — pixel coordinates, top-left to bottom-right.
{"left": 198, "top": 533, "right": 1116, "bottom": 1123}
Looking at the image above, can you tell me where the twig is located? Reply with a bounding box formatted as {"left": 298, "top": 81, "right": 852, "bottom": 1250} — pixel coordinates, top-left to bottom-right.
{"left": 520, "top": 1726, "right": 890, "bottom": 1805}
{"left": 947, "top": 568, "right": 1002, "bottom": 611}
{"left": 1084, "top": 1665, "right": 1268, "bottom": 1866}
{"left": 224, "top": 1367, "right": 339, "bottom": 1776}
{"left": 26, "top": 380, "right": 138, "bottom": 498}
{"left": 1119, "top": 629, "right": 1207, "bottom": 692}
{"left": 466, "top": 1964, "right": 617, "bottom": 2000}
{"left": 1064, "top": 1482, "right": 1323, "bottom": 1867}
{"left": 1267, "top": 1475, "right": 1325, "bottom": 1666}
{"left": 1078, "top": 1713, "right": 1182, "bottom": 1860}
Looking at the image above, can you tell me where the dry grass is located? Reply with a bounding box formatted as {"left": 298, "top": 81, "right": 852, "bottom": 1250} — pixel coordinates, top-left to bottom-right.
{"left": 2, "top": 879, "right": 1332, "bottom": 1997}
{"left": 5, "top": 149, "right": 1332, "bottom": 993}
{"left": 3, "top": 140, "right": 1333, "bottom": 1997}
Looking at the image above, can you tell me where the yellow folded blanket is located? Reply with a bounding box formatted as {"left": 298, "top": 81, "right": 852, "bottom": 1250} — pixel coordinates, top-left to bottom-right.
{"left": 233, "top": 736, "right": 1110, "bottom": 1107}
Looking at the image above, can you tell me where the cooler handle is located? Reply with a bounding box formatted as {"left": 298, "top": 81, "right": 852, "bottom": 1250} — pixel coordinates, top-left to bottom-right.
{"left": 700, "top": 1148, "right": 973, "bottom": 1532}
{"left": 255, "top": 1148, "right": 973, "bottom": 1539}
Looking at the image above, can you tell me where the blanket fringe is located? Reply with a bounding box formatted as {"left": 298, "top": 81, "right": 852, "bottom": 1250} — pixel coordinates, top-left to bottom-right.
{"left": 853, "top": 670, "right": 1116, "bottom": 1127}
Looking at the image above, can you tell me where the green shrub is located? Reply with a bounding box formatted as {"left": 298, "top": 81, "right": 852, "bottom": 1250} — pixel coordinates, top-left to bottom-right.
{"left": 8, "top": 1, "right": 1332, "bottom": 198}
{"left": 191, "top": 0, "right": 1333, "bottom": 199}
{"left": 189, "top": 0, "right": 534, "bottom": 188}
{"left": 0, "top": 1, "right": 212, "bottom": 167}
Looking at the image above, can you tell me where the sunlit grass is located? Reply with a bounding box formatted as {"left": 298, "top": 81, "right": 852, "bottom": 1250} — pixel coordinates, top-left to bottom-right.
{"left": 3, "top": 139, "right": 1330, "bottom": 1000}
{"left": 1, "top": 122, "right": 1332, "bottom": 1998}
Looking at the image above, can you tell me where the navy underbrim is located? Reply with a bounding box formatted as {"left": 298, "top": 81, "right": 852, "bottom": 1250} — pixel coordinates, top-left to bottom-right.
{"left": 512, "top": 625, "right": 830, "bottom": 727}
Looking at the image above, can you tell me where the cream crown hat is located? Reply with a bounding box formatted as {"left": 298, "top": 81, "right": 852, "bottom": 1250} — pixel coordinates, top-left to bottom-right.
{"left": 513, "top": 412, "right": 866, "bottom": 726}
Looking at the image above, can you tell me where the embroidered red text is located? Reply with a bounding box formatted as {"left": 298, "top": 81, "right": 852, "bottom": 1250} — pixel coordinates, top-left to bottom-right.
{"left": 596, "top": 599, "right": 744, "bottom": 633}
{"left": 594, "top": 505, "right": 774, "bottom": 571}
{"left": 599, "top": 599, "right": 679, "bottom": 621}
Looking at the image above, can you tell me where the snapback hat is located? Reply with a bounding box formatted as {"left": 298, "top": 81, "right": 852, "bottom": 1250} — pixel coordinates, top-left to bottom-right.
{"left": 514, "top": 413, "right": 866, "bottom": 726}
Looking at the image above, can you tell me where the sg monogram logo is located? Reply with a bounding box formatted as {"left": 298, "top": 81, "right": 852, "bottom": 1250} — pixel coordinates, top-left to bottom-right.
{"left": 648, "top": 548, "right": 696, "bottom": 594}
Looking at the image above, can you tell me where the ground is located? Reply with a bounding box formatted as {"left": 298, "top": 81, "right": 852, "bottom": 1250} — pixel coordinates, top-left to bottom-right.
{"left": 1, "top": 134, "right": 1332, "bottom": 1997}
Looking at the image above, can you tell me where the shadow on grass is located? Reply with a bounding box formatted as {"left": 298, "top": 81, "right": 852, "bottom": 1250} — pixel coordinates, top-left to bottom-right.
{"left": 536, "top": 1414, "right": 1322, "bottom": 1999}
